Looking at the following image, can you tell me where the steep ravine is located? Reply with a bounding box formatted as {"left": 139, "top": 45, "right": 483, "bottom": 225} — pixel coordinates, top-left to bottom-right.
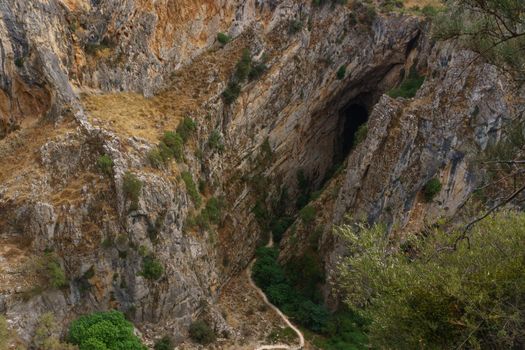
{"left": 0, "top": 0, "right": 522, "bottom": 349}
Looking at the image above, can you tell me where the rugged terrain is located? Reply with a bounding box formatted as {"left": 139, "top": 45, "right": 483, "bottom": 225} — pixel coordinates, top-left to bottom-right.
{"left": 0, "top": 0, "right": 522, "bottom": 348}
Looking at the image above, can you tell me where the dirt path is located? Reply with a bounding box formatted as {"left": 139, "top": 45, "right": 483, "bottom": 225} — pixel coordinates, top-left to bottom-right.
{"left": 246, "top": 238, "right": 305, "bottom": 350}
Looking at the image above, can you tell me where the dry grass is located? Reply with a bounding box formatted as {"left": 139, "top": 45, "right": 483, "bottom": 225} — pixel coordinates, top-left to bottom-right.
{"left": 82, "top": 39, "right": 246, "bottom": 142}
{"left": 404, "top": 0, "right": 443, "bottom": 9}
{"left": 0, "top": 237, "right": 33, "bottom": 294}
{"left": 0, "top": 118, "right": 76, "bottom": 201}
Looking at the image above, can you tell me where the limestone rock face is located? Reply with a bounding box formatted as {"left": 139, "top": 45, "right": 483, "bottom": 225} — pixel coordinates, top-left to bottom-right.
{"left": 278, "top": 41, "right": 523, "bottom": 307}
{"left": 0, "top": 0, "right": 523, "bottom": 347}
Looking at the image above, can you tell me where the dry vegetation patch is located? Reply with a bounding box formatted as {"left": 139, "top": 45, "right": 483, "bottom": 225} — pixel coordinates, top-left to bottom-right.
{"left": 82, "top": 40, "right": 246, "bottom": 142}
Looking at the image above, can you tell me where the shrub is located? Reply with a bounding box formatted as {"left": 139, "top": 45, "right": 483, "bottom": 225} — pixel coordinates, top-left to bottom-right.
{"left": 97, "top": 154, "right": 113, "bottom": 175}
{"left": 208, "top": 130, "right": 224, "bottom": 152}
{"left": 141, "top": 255, "right": 164, "bottom": 280}
{"left": 222, "top": 82, "right": 241, "bottom": 104}
{"left": 162, "top": 131, "right": 184, "bottom": 161}
{"left": 353, "top": 123, "right": 368, "bottom": 147}
{"left": 181, "top": 171, "right": 202, "bottom": 207}
{"left": 300, "top": 205, "right": 316, "bottom": 224}
{"left": 35, "top": 253, "right": 68, "bottom": 290}
{"left": 176, "top": 117, "right": 197, "bottom": 143}
{"left": 33, "top": 313, "right": 77, "bottom": 350}
{"left": 289, "top": 20, "right": 303, "bottom": 34}
{"left": 336, "top": 65, "right": 346, "bottom": 80}
{"left": 14, "top": 57, "right": 24, "bottom": 67}
{"left": 387, "top": 70, "right": 425, "bottom": 98}
{"left": 154, "top": 336, "right": 173, "bottom": 350}
{"left": 187, "top": 197, "right": 224, "bottom": 231}
{"left": 338, "top": 212, "right": 525, "bottom": 349}
{"left": 234, "top": 48, "right": 252, "bottom": 83}
{"left": 122, "top": 172, "right": 142, "bottom": 211}
{"left": 217, "top": 32, "right": 230, "bottom": 45}
{"left": 423, "top": 178, "right": 442, "bottom": 202}
{"left": 148, "top": 148, "right": 164, "bottom": 168}
{"left": 248, "top": 62, "right": 267, "bottom": 81}
{"left": 189, "top": 320, "right": 216, "bottom": 345}
{"left": 203, "top": 197, "right": 223, "bottom": 225}
{"left": 68, "top": 311, "right": 146, "bottom": 350}
{"left": 271, "top": 216, "right": 294, "bottom": 243}
{"left": 157, "top": 141, "right": 173, "bottom": 162}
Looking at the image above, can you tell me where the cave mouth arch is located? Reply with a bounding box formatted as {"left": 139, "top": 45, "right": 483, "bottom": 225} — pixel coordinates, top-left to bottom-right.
{"left": 334, "top": 102, "right": 369, "bottom": 164}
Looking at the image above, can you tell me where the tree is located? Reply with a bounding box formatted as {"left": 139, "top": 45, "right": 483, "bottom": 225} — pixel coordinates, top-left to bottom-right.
{"left": 435, "top": 0, "right": 525, "bottom": 79}
{"left": 337, "top": 212, "right": 525, "bottom": 349}
{"left": 68, "top": 311, "right": 146, "bottom": 350}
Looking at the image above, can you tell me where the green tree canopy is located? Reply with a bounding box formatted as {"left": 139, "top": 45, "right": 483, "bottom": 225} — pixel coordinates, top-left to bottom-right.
{"left": 338, "top": 212, "right": 525, "bottom": 349}
{"left": 435, "top": 0, "right": 525, "bottom": 79}
{"left": 68, "top": 311, "right": 146, "bottom": 350}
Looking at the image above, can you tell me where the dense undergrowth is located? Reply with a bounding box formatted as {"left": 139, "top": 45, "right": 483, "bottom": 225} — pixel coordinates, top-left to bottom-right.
{"left": 252, "top": 247, "right": 367, "bottom": 350}
{"left": 338, "top": 212, "right": 525, "bottom": 349}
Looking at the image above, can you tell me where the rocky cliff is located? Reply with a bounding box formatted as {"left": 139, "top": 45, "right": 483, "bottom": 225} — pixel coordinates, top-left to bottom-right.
{"left": 0, "top": 0, "right": 522, "bottom": 348}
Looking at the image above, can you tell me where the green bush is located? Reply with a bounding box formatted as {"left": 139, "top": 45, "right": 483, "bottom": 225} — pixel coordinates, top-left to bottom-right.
{"left": 158, "top": 142, "right": 174, "bottom": 162}
{"left": 181, "top": 171, "right": 202, "bottom": 207}
{"left": 162, "top": 131, "right": 184, "bottom": 161}
{"left": 176, "top": 117, "right": 197, "bottom": 143}
{"left": 14, "top": 57, "right": 24, "bottom": 67}
{"left": 248, "top": 62, "right": 267, "bottom": 81}
{"left": 217, "top": 32, "right": 231, "bottom": 45}
{"left": 338, "top": 212, "right": 525, "bottom": 349}
{"left": 68, "top": 311, "right": 146, "bottom": 350}
{"left": 223, "top": 48, "right": 266, "bottom": 103}
{"left": 388, "top": 70, "right": 425, "bottom": 98}
{"left": 208, "top": 130, "right": 224, "bottom": 152}
{"left": 188, "top": 197, "right": 224, "bottom": 231}
{"left": 271, "top": 216, "right": 294, "bottom": 243}
{"left": 141, "top": 255, "right": 164, "bottom": 280}
{"left": 300, "top": 206, "right": 316, "bottom": 224}
{"left": 148, "top": 148, "right": 164, "bottom": 168}
{"left": 36, "top": 253, "right": 67, "bottom": 290}
{"left": 97, "top": 154, "right": 113, "bottom": 175}
{"left": 203, "top": 197, "right": 223, "bottom": 225}
{"left": 353, "top": 123, "right": 368, "bottom": 147}
{"left": 222, "top": 82, "right": 241, "bottom": 104}
{"left": 423, "top": 177, "right": 442, "bottom": 202}
{"left": 336, "top": 65, "right": 346, "bottom": 80}
{"left": 122, "top": 172, "right": 142, "bottom": 211}
{"left": 154, "top": 336, "right": 173, "bottom": 350}
{"left": 289, "top": 20, "right": 303, "bottom": 34}
{"left": 235, "top": 48, "right": 252, "bottom": 83}
{"left": 189, "top": 320, "right": 216, "bottom": 345}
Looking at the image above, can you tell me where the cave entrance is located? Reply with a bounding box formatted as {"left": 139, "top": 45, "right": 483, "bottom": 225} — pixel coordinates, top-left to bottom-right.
{"left": 334, "top": 103, "right": 369, "bottom": 164}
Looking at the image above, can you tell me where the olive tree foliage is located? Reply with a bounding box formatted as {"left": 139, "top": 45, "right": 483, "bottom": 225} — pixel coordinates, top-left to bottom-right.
{"left": 434, "top": 0, "right": 525, "bottom": 79}
{"left": 337, "top": 212, "right": 525, "bottom": 349}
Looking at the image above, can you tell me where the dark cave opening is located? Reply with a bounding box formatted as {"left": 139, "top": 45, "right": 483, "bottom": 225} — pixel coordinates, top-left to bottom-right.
{"left": 335, "top": 103, "right": 369, "bottom": 164}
